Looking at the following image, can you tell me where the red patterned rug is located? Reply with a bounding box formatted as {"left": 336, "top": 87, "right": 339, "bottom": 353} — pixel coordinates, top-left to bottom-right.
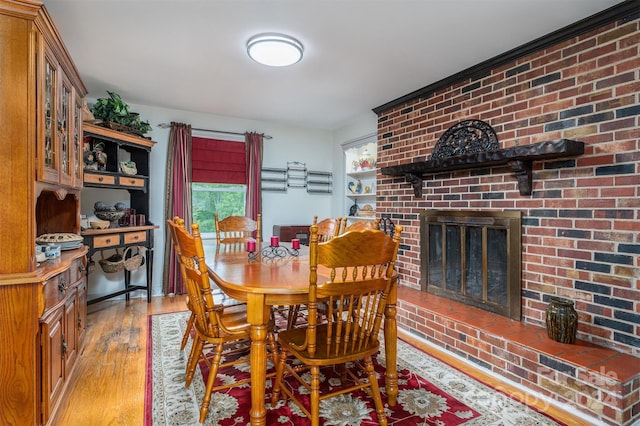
{"left": 145, "top": 311, "right": 564, "bottom": 425}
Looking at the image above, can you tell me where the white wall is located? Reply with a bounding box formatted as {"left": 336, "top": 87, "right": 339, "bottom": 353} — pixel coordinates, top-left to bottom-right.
{"left": 85, "top": 100, "right": 379, "bottom": 299}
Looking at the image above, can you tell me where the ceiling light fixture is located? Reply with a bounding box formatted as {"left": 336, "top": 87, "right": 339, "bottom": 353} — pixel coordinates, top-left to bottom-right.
{"left": 247, "top": 33, "right": 303, "bottom": 67}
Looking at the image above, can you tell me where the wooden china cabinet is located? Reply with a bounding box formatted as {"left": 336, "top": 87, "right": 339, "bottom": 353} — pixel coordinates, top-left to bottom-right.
{"left": 0, "top": 1, "right": 88, "bottom": 425}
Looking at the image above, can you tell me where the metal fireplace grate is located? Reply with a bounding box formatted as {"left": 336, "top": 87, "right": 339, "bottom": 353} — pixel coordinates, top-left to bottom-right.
{"left": 420, "top": 210, "right": 522, "bottom": 320}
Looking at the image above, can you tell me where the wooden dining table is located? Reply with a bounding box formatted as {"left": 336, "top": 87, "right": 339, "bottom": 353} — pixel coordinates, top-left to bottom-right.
{"left": 204, "top": 241, "right": 399, "bottom": 426}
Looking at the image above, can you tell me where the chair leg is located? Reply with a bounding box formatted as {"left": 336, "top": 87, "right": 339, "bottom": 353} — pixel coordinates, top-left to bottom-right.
{"left": 267, "top": 332, "right": 279, "bottom": 368}
{"left": 270, "top": 348, "right": 288, "bottom": 405}
{"left": 364, "top": 356, "right": 387, "bottom": 426}
{"left": 199, "top": 343, "right": 224, "bottom": 424}
{"left": 185, "top": 335, "right": 204, "bottom": 387}
{"left": 287, "top": 305, "right": 301, "bottom": 329}
{"left": 180, "top": 312, "right": 195, "bottom": 350}
{"left": 310, "top": 365, "right": 320, "bottom": 426}
{"left": 336, "top": 363, "right": 347, "bottom": 384}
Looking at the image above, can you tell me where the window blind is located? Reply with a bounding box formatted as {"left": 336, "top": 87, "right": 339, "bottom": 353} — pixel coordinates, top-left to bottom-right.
{"left": 191, "top": 137, "right": 246, "bottom": 184}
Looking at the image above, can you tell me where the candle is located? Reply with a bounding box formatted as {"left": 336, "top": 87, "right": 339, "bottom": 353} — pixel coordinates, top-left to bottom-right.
{"left": 270, "top": 236, "right": 279, "bottom": 247}
{"left": 247, "top": 239, "right": 256, "bottom": 252}
{"left": 291, "top": 238, "right": 300, "bottom": 250}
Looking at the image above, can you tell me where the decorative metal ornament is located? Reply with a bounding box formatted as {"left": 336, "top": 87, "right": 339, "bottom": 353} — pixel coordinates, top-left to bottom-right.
{"left": 248, "top": 245, "right": 299, "bottom": 260}
{"left": 431, "top": 119, "right": 499, "bottom": 161}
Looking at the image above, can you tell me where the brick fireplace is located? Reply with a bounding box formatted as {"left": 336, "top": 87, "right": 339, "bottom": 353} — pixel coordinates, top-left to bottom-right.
{"left": 373, "top": 3, "right": 639, "bottom": 425}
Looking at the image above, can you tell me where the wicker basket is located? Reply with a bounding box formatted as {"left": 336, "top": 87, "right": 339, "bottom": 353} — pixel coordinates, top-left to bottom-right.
{"left": 99, "top": 250, "right": 124, "bottom": 273}
{"left": 123, "top": 246, "right": 145, "bottom": 271}
{"left": 357, "top": 204, "right": 376, "bottom": 218}
{"left": 119, "top": 161, "right": 137, "bottom": 175}
{"left": 101, "top": 121, "right": 143, "bottom": 136}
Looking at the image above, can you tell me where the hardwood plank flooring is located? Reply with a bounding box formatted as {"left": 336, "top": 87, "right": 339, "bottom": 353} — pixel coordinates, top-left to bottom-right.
{"left": 52, "top": 295, "right": 587, "bottom": 425}
{"left": 50, "top": 295, "right": 188, "bottom": 426}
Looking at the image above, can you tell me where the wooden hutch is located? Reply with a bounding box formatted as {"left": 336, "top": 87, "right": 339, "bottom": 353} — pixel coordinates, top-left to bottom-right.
{"left": 81, "top": 123, "right": 158, "bottom": 305}
{"left": 0, "top": 1, "right": 89, "bottom": 424}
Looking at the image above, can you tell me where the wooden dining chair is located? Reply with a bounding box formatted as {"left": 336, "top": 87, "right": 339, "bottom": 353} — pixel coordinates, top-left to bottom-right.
{"left": 341, "top": 218, "right": 380, "bottom": 233}
{"left": 168, "top": 217, "right": 198, "bottom": 352}
{"left": 312, "top": 215, "right": 342, "bottom": 242}
{"left": 271, "top": 224, "right": 403, "bottom": 426}
{"left": 167, "top": 217, "right": 277, "bottom": 424}
{"left": 284, "top": 215, "right": 343, "bottom": 328}
{"left": 214, "top": 213, "right": 261, "bottom": 244}
{"left": 170, "top": 217, "right": 245, "bottom": 352}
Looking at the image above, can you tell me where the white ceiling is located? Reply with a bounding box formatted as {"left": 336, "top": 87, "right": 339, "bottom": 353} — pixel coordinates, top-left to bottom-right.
{"left": 44, "top": 0, "right": 622, "bottom": 131}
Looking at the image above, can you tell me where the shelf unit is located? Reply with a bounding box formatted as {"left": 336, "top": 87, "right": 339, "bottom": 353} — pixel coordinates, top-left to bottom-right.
{"left": 343, "top": 138, "right": 377, "bottom": 224}
{"left": 80, "top": 122, "right": 158, "bottom": 305}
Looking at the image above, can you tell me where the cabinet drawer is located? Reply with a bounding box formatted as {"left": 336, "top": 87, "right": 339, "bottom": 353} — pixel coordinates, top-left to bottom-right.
{"left": 93, "top": 234, "right": 121, "bottom": 248}
{"left": 118, "top": 176, "right": 145, "bottom": 188}
{"left": 69, "top": 257, "right": 86, "bottom": 283}
{"left": 43, "top": 271, "right": 72, "bottom": 311}
{"left": 84, "top": 173, "right": 116, "bottom": 185}
{"left": 124, "top": 231, "right": 146, "bottom": 244}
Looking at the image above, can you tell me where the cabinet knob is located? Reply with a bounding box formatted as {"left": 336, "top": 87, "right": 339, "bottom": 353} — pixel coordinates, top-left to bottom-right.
{"left": 129, "top": 179, "right": 135, "bottom": 184}
{"left": 58, "top": 278, "right": 68, "bottom": 292}
{"left": 98, "top": 177, "right": 104, "bottom": 182}
{"left": 105, "top": 238, "right": 111, "bottom": 243}
{"left": 134, "top": 236, "right": 139, "bottom": 240}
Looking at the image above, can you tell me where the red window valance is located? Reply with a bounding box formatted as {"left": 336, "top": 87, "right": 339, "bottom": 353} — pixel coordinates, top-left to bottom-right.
{"left": 191, "top": 137, "right": 246, "bottom": 184}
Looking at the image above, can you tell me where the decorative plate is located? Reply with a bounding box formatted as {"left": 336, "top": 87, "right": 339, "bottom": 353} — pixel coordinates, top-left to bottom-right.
{"left": 36, "top": 233, "right": 83, "bottom": 244}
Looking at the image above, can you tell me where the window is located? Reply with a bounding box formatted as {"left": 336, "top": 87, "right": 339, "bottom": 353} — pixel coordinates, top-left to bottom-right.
{"left": 191, "top": 136, "right": 247, "bottom": 237}
{"left": 192, "top": 183, "right": 246, "bottom": 234}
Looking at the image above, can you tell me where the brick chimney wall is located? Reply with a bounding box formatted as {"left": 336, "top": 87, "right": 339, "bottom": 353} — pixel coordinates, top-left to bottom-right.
{"left": 376, "top": 16, "right": 639, "bottom": 356}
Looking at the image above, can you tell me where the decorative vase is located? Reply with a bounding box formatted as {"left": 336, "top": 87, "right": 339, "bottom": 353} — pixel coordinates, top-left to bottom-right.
{"left": 545, "top": 296, "right": 578, "bottom": 344}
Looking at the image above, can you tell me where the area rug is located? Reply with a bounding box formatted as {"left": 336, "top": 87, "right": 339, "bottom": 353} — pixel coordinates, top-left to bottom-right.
{"left": 145, "top": 311, "right": 564, "bottom": 425}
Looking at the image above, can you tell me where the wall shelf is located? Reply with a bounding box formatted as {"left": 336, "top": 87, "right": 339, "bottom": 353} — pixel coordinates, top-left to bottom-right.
{"left": 262, "top": 163, "right": 332, "bottom": 193}
{"left": 261, "top": 167, "right": 287, "bottom": 191}
{"left": 307, "top": 170, "right": 332, "bottom": 193}
{"left": 381, "top": 139, "right": 584, "bottom": 197}
{"left": 287, "top": 161, "right": 307, "bottom": 188}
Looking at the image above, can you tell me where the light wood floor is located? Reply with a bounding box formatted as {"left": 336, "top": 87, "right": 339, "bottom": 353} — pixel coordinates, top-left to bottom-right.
{"left": 50, "top": 295, "right": 189, "bottom": 426}
{"left": 51, "top": 295, "right": 588, "bottom": 425}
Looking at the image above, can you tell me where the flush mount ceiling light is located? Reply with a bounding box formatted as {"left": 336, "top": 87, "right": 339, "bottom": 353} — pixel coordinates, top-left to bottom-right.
{"left": 247, "top": 33, "right": 303, "bottom": 67}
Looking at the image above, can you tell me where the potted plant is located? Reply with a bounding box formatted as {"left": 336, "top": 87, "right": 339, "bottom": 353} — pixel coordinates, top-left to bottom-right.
{"left": 91, "top": 91, "right": 152, "bottom": 136}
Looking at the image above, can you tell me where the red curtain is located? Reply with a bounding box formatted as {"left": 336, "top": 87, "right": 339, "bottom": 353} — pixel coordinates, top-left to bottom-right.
{"left": 245, "top": 132, "right": 263, "bottom": 224}
{"left": 191, "top": 137, "right": 245, "bottom": 184}
{"left": 162, "top": 122, "right": 192, "bottom": 295}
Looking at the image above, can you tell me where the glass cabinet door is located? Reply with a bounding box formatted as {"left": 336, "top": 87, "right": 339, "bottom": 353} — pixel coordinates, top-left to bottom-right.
{"left": 38, "top": 46, "right": 60, "bottom": 184}
{"left": 72, "top": 95, "right": 83, "bottom": 188}
{"left": 58, "top": 74, "right": 74, "bottom": 186}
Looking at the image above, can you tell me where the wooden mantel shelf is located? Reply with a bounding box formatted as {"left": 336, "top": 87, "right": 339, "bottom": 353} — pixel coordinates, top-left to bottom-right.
{"left": 380, "top": 139, "right": 584, "bottom": 197}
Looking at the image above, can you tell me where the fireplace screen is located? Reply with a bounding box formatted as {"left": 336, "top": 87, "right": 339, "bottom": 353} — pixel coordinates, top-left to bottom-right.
{"left": 421, "top": 210, "right": 522, "bottom": 320}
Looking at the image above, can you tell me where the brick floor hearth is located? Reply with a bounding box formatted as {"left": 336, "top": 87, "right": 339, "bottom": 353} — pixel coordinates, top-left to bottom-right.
{"left": 396, "top": 286, "right": 640, "bottom": 425}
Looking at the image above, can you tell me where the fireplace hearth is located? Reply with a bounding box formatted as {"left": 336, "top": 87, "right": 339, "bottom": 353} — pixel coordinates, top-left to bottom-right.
{"left": 420, "top": 210, "right": 521, "bottom": 320}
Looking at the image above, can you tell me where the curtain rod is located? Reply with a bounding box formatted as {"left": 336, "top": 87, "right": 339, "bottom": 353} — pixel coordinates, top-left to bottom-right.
{"left": 157, "top": 122, "right": 272, "bottom": 139}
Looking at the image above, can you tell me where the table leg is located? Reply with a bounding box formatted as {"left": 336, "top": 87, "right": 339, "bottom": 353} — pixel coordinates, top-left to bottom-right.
{"left": 384, "top": 278, "right": 398, "bottom": 406}
{"left": 246, "top": 293, "right": 268, "bottom": 426}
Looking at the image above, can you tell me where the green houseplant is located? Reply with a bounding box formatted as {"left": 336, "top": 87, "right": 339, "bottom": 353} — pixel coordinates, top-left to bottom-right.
{"left": 91, "top": 91, "right": 152, "bottom": 136}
